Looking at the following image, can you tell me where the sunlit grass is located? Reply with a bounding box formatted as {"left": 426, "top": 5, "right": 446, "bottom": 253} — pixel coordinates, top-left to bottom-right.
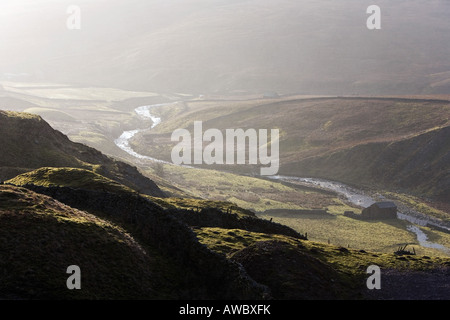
{"left": 23, "top": 107, "right": 76, "bottom": 122}
{"left": 384, "top": 191, "right": 450, "bottom": 223}
{"left": 194, "top": 227, "right": 450, "bottom": 277}
{"left": 7, "top": 167, "right": 136, "bottom": 195}
{"left": 144, "top": 162, "right": 354, "bottom": 214}
{"left": 257, "top": 212, "right": 450, "bottom": 257}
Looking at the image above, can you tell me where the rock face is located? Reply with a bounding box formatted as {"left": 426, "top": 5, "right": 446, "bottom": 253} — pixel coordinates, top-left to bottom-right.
{"left": 361, "top": 202, "right": 397, "bottom": 220}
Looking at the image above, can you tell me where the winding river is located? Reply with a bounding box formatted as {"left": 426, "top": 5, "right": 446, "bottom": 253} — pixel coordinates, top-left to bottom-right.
{"left": 115, "top": 103, "right": 450, "bottom": 254}
{"left": 270, "top": 175, "right": 450, "bottom": 254}
{"left": 114, "top": 103, "right": 174, "bottom": 163}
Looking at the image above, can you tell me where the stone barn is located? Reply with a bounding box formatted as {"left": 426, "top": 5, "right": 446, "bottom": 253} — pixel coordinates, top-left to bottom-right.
{"left": 361, "top": 201, "right": 397, "bottom": 220}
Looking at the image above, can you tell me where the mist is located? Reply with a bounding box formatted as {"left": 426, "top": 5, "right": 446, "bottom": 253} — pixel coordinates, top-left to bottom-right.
{"left": 1, "top": 0, "right": 450, "bottom": 95}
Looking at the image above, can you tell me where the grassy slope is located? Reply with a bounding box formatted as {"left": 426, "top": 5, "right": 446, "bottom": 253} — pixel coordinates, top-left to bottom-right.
{"left": 8, "top": 167, "right": 259, "bottom": 219}
{"left": 7, "top": 167, "right": 136, "bottom": 195}
{"left": 4, "top": 167, "right": 450, "bottom": 299}
{"left": 194, "top": 227, "right": 450, "bottom": 299}
{"left": 0, "top": 110, "right": 165, "bottom": 197}
{"left": 6, "top": 167, "right": 273, "bottom": 300}
{"left": 0, "top": 185, "right": 169, "bottom": 299}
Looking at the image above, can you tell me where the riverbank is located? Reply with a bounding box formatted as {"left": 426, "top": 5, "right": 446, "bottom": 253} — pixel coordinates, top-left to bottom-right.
{"left": 269, "top": 175, "right": 450, "bottom": 255}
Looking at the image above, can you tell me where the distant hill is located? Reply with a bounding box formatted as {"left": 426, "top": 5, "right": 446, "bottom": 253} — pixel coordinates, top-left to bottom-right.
{"left": 285, "top": 125, "right": 450, "bottom": 203}
{"left": 128, "top": 96, "right": 450, "bottom": 204}
{"left": 2, "top": 0, "right": 450, "bottom": 95}
{"left": 0, "top": 110, "right": 165, "bottom": 197}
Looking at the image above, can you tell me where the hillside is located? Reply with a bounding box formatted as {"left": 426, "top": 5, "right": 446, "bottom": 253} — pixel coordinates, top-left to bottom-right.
{"left": 285, "top": 125, "right": 450, "bottom": 203}
{"left": 7, "top": 167, "right": 136, "bottom": 195}
{"left": 0, "top": 110, "right": 165, "bottom": 197}
{"left": 0, "top": 185, "right": 161, "bottom": 299}
{"left": 5, "top": 170, "right": 450, "bottom": 300}
{"left": 1, "top": 178, "right": 272, "bottom": 300}
{"left": 2, "top": 0, "right": 450, "bottom": 95}
{"left": 129, "top": 97, "right": 450, "bottom": 205}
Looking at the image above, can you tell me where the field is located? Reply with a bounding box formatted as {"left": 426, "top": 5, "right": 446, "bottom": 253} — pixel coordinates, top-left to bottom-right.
{"left": 142, "top": 162, "right": 355, "bottom": 212}
{"left": 258, "top": 212, "right": 450, "bottom": 256}
{"left": 193, "top": 227, "right": 450, "bottom": 274}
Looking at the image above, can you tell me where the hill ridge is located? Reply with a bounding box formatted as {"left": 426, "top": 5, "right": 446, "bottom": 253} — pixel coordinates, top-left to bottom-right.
{"left": 284, "top": 125, "right": 450, "bottom": 202}
{"left": 0, "top": 110, "right": 165, "bottom": 197}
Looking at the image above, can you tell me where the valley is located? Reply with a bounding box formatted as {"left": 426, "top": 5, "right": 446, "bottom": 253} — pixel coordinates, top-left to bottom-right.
{"left": 117, "top": 95, "right": 450, "bottom": 256}
{"left": 2, "top": 0, "right": 450, "bottom": 303}
{"left": 2, "top": 82, "right": 449, "bottom": 258}
{"left": 1, "top": 81, "right": 450, "bottom": 300}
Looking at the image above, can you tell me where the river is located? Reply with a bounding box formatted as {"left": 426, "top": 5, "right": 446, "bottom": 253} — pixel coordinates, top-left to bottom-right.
{"left": 270, "top": 175, "right": 450, "bottom": 254}
{"left": 114, "top": 103, "right": 174, "bottom": 163}
{"left": 115, "top": 103, "right": 450, "bottom": 255}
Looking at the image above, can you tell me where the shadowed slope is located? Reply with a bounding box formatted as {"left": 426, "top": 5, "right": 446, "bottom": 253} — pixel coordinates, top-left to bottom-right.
{"left": 0, "top": 185, "right": 162, "bottom": 299}
{"left": 0, "top": 110, "right": 165, "bottom": 197}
